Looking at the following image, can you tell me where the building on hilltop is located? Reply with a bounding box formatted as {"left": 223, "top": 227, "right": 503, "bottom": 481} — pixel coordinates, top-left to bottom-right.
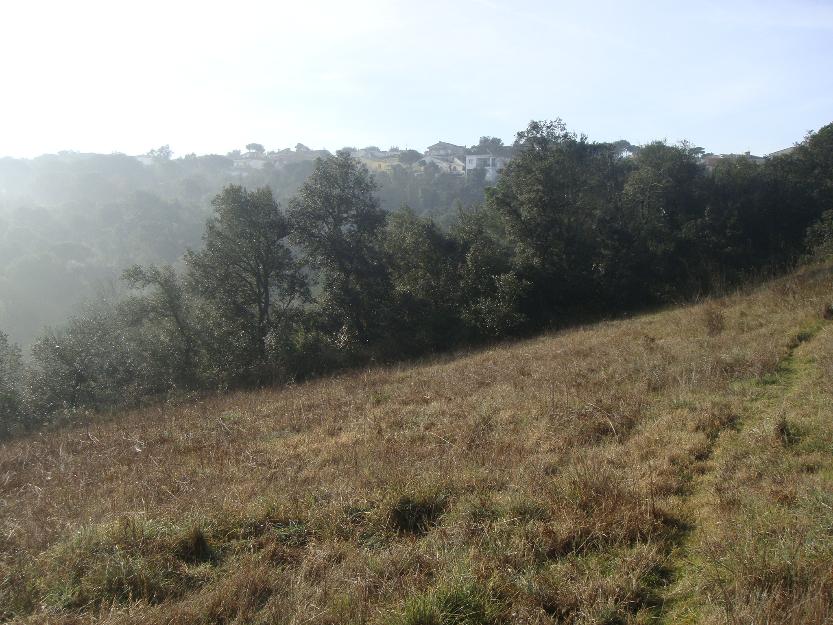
{"left": 233, "top": 150, "right": 268, "bottom": 171}
{"left": 766, "top": 146, "right": 797, "bottom": 159}
{"left": 269, "top": 146, "right": 331, "bottom": 168}
{"left": 465, "top": 154, "right": 511, "bottom": 182}
{"left": 425, "top": 141, "right": 466, "bottom": 159}
{"left": 361, "top": 156, "right": 402, "bottom": 173}
{"left": 700, "top": 152, "right": 765, "bottom": 172}
{"left": 348, "top": 147, "right": 402, "bottom": 173}
{"left": 417, "top": 155, "right": 466, "bottom": 175}
{"left": 228, "top": 145, "right": 332, "bottom": 174}
{"left": 354, "top": 146, "right": 399, "bottom": 160}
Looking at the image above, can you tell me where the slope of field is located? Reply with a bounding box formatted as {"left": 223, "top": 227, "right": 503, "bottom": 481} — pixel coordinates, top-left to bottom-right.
{"left": 2, "top": 265, "right": 832, "bottom": 625}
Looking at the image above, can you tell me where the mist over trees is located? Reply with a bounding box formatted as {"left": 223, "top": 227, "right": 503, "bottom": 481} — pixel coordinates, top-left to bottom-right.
{"left": 1, "top": 119, "right": 832, "bottom": 437}
{"left": 0, "top": 148, "right": 487, "bottom": 348}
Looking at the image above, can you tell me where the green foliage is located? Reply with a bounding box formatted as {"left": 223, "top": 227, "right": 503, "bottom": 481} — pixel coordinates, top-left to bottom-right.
{"left": 470, "top": 136, "right": 505, "bottom": 154}
{"left": 0, "top": 148, "right": 493, "bottom": 350}
{"left": 399, "top": 149, "right": 423, "bottom": 166}
{"left": 804, "top": 210, "right": 833, "bottom": 261}
{"left": 148, "top": 144, "right": 172, "bottom": 161}
{"left": 461, "top": 272, "right": 529, "bottom": 338}
{"left": 608, "top": 140, "right": 707, "bottom": 299}
{"left": 0, "top": 152, "right": 319, "bottom": 349}
{"left": 388, "top": 489, "right": 449, "bottom": 535}
{"left": 122, "top": 264, "right": 198, "bottom": 388}
{"left": 487, "top": 120, "right": 618, "bottom": 316}
{"left": 38, "top": 518, "right": 205, "bottom": 611}
{"left": 485, "top": 119, "right": 833, "bottom": 318}
{"left": 186, "top": 185, "right": 307, "bottom": 384}
{"left": 383, "top": 209, "right": 463, "bottom": 352}
{"left": 452, "top": 207, "right": 528, "bottom": 336}
{"left": 289, "top": 152, "right": 392, "bottom": 347}
{"left": 0, "top": 330, "right": 25, "bottom": 436}
{"left": 26, "top": 307, "right": 168, "bottom": 414}
{"left": 374, "top": 161, "right": 488, "bottom": 224}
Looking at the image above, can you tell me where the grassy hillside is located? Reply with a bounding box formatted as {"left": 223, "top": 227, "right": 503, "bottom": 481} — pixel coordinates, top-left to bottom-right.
{"left": 2, "top": 264, "right": 832, "bottom": 624}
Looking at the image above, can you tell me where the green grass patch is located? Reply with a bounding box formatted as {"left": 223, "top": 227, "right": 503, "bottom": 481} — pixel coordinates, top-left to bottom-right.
{"left": 392, "top": 580, "right": 504, "bottom": 625}
{"left": 37, "top": 517, "right": 207, "bottom": 610}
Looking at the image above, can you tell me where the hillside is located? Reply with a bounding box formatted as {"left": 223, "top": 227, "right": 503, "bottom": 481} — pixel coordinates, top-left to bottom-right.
{"left": 2, "top": 264, "right": 833, "bottom": 624}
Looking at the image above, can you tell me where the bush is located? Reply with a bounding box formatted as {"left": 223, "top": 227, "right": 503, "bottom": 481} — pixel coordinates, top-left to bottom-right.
{"left": 25, "top": 307, "right": 175, "bottom": 416}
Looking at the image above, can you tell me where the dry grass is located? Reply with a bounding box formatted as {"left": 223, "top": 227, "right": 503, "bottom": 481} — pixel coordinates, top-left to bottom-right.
{"left": 684, "top": 316, "right": 833, "bottom": 625}
{"left": 2, "top": 264, "right": 832, "bottom": 624}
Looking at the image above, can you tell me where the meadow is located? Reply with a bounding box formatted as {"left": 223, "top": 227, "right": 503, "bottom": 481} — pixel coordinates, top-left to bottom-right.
{"left": 2, "top": 263, "right": 832, "bottom": 624}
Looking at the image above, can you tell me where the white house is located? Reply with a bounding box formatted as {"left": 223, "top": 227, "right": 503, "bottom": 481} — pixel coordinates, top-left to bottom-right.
{"left": 233, "top": 156, "right": 267, "bottom": 170}
{"left": 465, "top": 154, "right": 510, "bottom": 182}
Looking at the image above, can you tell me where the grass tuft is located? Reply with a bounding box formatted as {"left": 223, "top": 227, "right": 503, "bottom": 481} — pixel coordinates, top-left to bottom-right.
{"left": 175, "top": 525, "right": 213, "bottom": 564}
{"left": 393, "top": 580, "right": 504, "bottom": 625}
{"left": 702, "top": 305, "right": 726, "bottom": 337}
{"left": 389, "top": 490, "right": 449, "bottom": 536}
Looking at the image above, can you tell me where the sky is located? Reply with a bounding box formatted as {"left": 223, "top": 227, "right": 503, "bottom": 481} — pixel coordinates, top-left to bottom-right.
{"left": 0, "top": 0, "right": 831, "bottom": 158}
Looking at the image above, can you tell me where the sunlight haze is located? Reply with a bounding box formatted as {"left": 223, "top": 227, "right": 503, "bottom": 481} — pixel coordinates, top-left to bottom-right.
{"left": 1, "top": 0, "right": 832, "bottom": 156}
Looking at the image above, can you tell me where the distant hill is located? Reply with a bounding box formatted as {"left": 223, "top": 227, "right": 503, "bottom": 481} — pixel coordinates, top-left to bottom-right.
{"left": 2, "top": 261, "right": 831, "bottom": 624}
{"left": 0, "top": 151, "right": 487, "bottom": 347}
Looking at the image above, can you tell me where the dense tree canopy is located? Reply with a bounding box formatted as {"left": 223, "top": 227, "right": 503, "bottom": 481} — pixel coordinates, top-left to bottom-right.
{"left": 186, "top": 186, "right": 305, "bottom": 375}
{"left": 288, "top": 152, "right": 391, "bottom": 347}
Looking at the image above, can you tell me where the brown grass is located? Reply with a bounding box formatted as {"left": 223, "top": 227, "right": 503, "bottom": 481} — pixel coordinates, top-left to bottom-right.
{"left": 2, "top": 264, "right": 832, "bottom": 624}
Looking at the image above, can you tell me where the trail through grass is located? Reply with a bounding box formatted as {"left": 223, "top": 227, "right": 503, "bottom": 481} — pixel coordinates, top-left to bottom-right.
{"left": 657, "top": 317, "right": 833, "bottom": 624}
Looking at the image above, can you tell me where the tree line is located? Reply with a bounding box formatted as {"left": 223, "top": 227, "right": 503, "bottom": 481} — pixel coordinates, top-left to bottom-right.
{"left": 1, "top": 119, "right": 832, "bottom": 437}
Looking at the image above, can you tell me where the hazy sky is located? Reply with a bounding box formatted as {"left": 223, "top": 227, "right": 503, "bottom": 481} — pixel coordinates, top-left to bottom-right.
{"left": 1, "top": 0, "right": 831, "bottom": 158}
